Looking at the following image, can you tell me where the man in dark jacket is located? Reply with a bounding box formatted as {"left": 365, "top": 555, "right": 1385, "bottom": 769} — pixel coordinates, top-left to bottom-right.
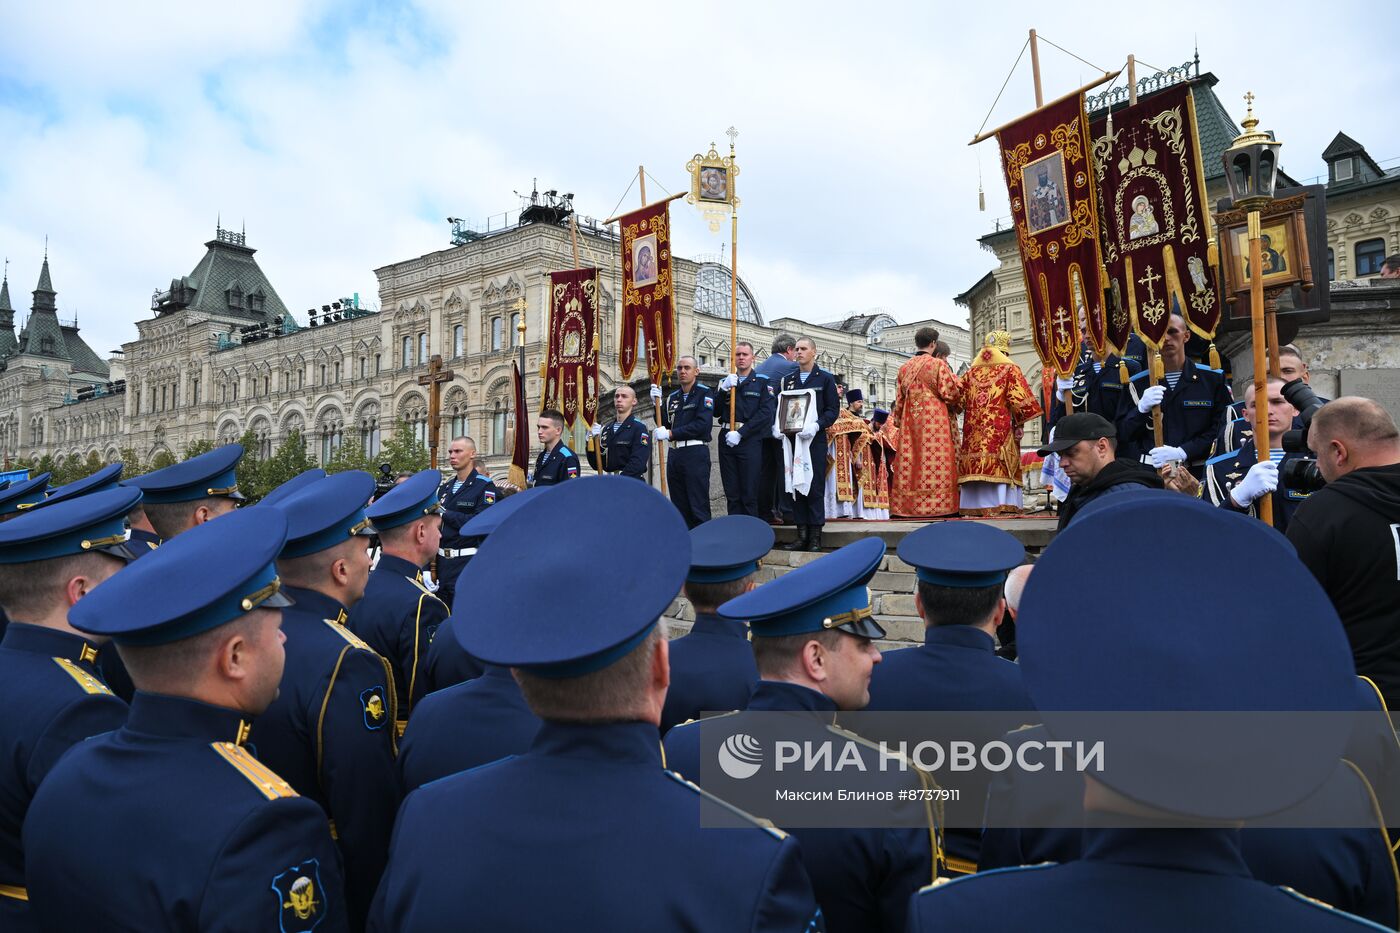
{"left": 1039, "top": 413, "right": 1164, "bottom": 530}
{"left": 1287, "top": 397, "right": 1400, "bottom": 709}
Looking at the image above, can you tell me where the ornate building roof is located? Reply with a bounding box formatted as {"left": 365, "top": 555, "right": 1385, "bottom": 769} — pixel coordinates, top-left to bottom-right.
{"left": 151, "top": 225, "right": 290, "bottom": 321}
{"left": 10, "top": 256, "right": 109, "bottom": 377}
{"left": 0, "top": 271, "right": 16, "bottom": 359}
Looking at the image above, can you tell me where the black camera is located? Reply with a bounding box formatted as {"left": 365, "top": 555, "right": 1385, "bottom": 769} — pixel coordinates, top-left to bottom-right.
{"left": 1279, "top": 378, "right": 1327, "bottom": 492}
{"left": 373, "top": 462, "right": 395, "bottom": 500}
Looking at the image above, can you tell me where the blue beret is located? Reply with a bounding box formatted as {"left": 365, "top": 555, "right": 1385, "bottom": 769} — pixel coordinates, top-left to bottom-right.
{"left": 456, "top": 476, "right": 689, "bottom": 678}
{"left": 719, "top": 536, "right": 886, "bottom": 640}
{"left": 69, "top": 507, "right": 294, "bottom": 646}
{"left": 0, "top": 473, "right": 51, "bottom": 516}
{"left": 0, "top": 487, "right": 143, "bottom": 563}
{"left": 1019, "top": 495, "right": 1355, "bottom": 819}
{"left": 687, "top": 515, "right": 773, "bottom": 584}
{"left": 122, "top": 444, "right": 245, "bottom": 504}
{"left": 273, "top": 472, "right": 375, "bottom": 559}
{"left": 39, "top": 463, "right": 124, "bottom": 509}
{"left": 366, "top": 470, "right": 443, "bottom": 532}
{"left": 258, "top": 469, "right": 328, "bottom": 509}
{"left": 896, "top": 521, "right": 1025, "bottom": 588}
{"left": 458, "top": 486, "right": 552, "bottom": 539}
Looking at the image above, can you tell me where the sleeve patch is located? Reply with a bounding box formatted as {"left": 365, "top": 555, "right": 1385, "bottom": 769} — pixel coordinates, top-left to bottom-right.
{"left": 272, "top": 858, "right": 326, "bottom": 931}
{"left": 210, "top": 742, "right": 298, "bottom": 800}
{"left": 361, "top": 686, "right": 389, "bottom": 730}
{"left": 51, "top": 657, "right": 114, "bottom": 696}
{"left": 483, "top": 490, "right": 496, "bottom": 504}
{"left": 703, "top": 397, "right": 714, "bottom": 408}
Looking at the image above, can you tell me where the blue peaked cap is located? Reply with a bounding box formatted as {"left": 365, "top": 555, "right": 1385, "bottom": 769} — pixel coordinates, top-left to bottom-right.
{"left": 366, "top": 470, "right": 443, "bottom": 532}
{"left": 719, "top": 536, "right": 886, "bottom": 639}
{"left": 0, "top": 473, "right": 51, "bottom": 516}
{"left": 687, "top": 515, "right": 773, "bottom": 584}
{"left": 70, "top": 507, "right": 294, "bottom": 646}
{"left": 897, "top": 521, "right": 1025, "bottom": 588}
{"left": 273, "top": 472, "right": 375, "bottom": 559}
{"left": 458, "top": 486, "right": 552, "bottom": 539}
{"left": 39, "top": 463, "right": 124, "bottom": 509}
{"left": 456, "top": 476, "right": 689, "bottom": 678}
{"left": 0, "top": 486, "right": 142, "bottom": 563}
{"left": 122, "top": 444, "right": 245, "bottom": 504}
{"left": 258, "top": 469, "right": 328, "bottom": 509}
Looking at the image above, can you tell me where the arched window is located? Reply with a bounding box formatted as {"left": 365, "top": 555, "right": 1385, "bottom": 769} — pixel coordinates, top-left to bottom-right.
{"left": 418, "top": 333, "right": 428, "bottom": 364}
{"left": 360, "top": 405, "right": 382, "bottom": 458}
{"left": 402, "top": 336, "right": 412, "bottom": 368}
{"left": 453, "top": 324, "right": 465, "bottom": 358}
{"left": 492, "top": 399, "right": 507, "bottom": 455}
{"left": 509, "top": 313, "right": 521, "bottom": 348}
{"left": 491, "top": 317, "right": 504, "bottom": 351}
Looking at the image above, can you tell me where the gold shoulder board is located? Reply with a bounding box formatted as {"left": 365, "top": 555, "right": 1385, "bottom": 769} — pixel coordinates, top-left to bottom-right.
{"left": 51, "top": 657, "right": 113, "bottom": 696}
{"left": 322, "top": 619, "right": 372, "bottom": 651}
{"left": 210, "top": 742, "right": 299, "bottom": 801}
{"left": 662, "top": 770, "right": 788, "bottom": 841}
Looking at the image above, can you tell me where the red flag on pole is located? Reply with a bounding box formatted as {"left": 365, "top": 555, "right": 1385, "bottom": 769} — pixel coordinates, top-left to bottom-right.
{"left": 508, "top": 361, "right": 530, "bottom": 489}
{"left": 617, "top": 200, "right": 676, "bottom": 382}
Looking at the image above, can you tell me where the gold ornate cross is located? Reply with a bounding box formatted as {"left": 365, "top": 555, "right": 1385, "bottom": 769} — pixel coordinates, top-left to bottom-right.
{"left": 1137, "top": 265, "right": 1162, "bottom": 302}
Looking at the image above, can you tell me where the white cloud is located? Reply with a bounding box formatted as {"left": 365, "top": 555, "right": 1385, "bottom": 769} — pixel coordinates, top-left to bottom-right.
{"left": 0, "top": 0, "right": 1394, "bottom": 359}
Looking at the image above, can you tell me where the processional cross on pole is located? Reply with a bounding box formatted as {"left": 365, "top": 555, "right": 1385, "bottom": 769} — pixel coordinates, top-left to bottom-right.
{"left": 418, "top": 353, "right": 455, "bottom": 469}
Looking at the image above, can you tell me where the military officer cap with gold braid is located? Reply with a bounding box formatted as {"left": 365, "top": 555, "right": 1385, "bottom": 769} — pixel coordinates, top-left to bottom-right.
{"left": 122, "top": 443, "right": 245, "bottom": 504}
{"left": 0, "top": 486, "right": 142, "bottom": 563}
{"left": 718, "top": 536, "right": 887, "bottom": 640}
{"left": 0, "top": 471, "right": 51, "bottom": 516}
{"left": 269, "top": 471, "right": 376, "bottom": 559}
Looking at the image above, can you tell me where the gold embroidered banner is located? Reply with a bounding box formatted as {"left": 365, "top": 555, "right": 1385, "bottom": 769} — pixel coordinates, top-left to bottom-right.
{"left": 1090, "top": 82, "right": 1220, "bottom": 350}
{"left": 998, "top": 94, "right": 1108, "bottom": 376}
{"left": 618, "top": 200, "right": 676, "bottom": 382}
{"left": 543, "top": 268, "right": 600, "bottom": 429}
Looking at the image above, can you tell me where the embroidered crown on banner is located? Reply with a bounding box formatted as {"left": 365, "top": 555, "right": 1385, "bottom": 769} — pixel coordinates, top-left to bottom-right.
{"left": 1118, "top": 145, "right": 1159, "bottom": 175}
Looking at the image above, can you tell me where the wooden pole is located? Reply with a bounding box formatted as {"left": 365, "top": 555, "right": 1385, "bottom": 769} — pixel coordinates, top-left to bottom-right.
{"left": 602, "top": 191, "right": 687, "bottom": 225}
{"left": 638, "top": 165, "right": 647, "bottom": 206}
{"left": 1127, "top": 54, "right": 1137, "bottom": 105}
{"left": 1264, "top": 294, "right": 1282, "bottom": 377}
{"left": 730, "top": 210, "right": 739, "bottom": 425}
{"left": 634, "top": 168, "right": 668, "bottom": 496}
{"left": 968, "top": 70, "right": 1121, "bottom": 145}
{"left": 1029, "top": 29, "right": 1044, "bottom": 107}
{"left": 1248, "top": 210, "right": 1274, "bottom": 527}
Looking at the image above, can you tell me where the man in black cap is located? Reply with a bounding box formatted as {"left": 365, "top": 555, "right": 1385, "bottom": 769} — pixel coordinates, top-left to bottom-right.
{"left": 1039, "top": 412, "right": 1162, "bottom": 530}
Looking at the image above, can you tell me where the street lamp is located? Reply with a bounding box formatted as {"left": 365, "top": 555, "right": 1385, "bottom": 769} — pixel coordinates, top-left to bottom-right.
{"left": 1222, "top": 92, "right": 1282, "bottom": 526}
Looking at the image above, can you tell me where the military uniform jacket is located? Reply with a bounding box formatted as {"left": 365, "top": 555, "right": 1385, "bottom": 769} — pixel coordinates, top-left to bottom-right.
{"left": 0, "top": 624, "right": 127, "bottom": 930}
{"left": 128, "top": 527, "right": 162, "bottom": 559}
{"left": 586, "top": 414, "right": 652, "bottom": 478}
{"left": 369, "top": 720, "right": 824, "bottom": 932}
{"left": 399, "top": 665, "right": 541, "bottom": 791}
{"left": 532, "top": 443, "right": 580, "bottom": 486}
{"left": 979, "top": 721, "right": 1399, "bottom": 928}
{"left": 1049, "top": 356, "right": 1142, "bottom": 427}
{"left": 347, "top": 554, "right": 449, "bottom": 723}
{"left": 422, "top": 617, "right": 484, "bottom": 693}
{"left": 718, "top": 372, "right": 779, "bottom": 442}
{"left": 24, "top": 691, "right": 349, "bottom": 933}
{"left": 437, "top": 470, "right": 497, "bottom": 550}
{"left": 664, "top": 681, "right": 937, "bottom": 933}
{"left": 911, "top": 825, "right": 1386, "bottom": 932}
{"left": 1205, "top": 420, "right": 1312, "bottom": 533}
{"left": 1116, "top": 359, "right": 1230, "bottom": 468}
{"left": 253, "top": 587, "right": 402, "bottom": 929}
{"left": 779, "top": 369, "right": 841, "bottom": 441}
{"left": 659, "top": 613, "right": 759, "bottom": 734}
{"left": 665, "top": 383, "right": 717, "bottom": 443}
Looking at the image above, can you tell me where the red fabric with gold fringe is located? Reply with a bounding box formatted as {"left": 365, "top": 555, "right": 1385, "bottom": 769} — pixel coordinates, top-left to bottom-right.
{"left": 543, "top": 268, "right": 601, "bottom": 429}
{"left": 618, "top": 201, "right": 676, "bottom": 382}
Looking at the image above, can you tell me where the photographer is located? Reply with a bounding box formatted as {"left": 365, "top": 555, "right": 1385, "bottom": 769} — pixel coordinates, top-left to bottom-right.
{"left": 1286, "top": 397, "right": 1400, "bottom": 710}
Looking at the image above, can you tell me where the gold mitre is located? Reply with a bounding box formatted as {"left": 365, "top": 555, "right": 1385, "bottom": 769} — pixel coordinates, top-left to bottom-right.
{"left": 984, "top": 330, "right": 1012, "bottom": 352}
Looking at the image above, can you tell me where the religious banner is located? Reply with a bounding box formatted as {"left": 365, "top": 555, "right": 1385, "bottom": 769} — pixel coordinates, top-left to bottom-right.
{"left": 1090, "top": 82, "right": 1220, "bottom": 350}
{"left": 618, "top": 200, "right": 676, "bottom": 382}
{"left": 508, "top": 361, "right": 530, "bottom": 490}
{"left": 998, "top": 95, "right": 1107, "bottom": 376}
{"left": 543, "top": 268, "right": 601, "bottom": 428}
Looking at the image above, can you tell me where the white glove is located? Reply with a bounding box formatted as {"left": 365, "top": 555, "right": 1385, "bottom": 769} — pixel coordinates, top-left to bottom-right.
{"left": 725, "top": 430, "right": 741, "bottom": 447}
{"left": 653, "top": 427, "right": 671, "bottom": 442}
{"left": 771, "top": 423, "right": 784, "bottom": 440}
{"left": 1148, "top": 445, "right": 1188, "bottom": 468}
{"left": 797, "top": 427, "right": 816, "bottom": 441}
{"left": 719, "top": 374, "right": 739, "bottom": 390}
{"left": 588, "top": 423, "right": 603, "bottom": 438}
{"left": 1138, "top": 384, "right": 1166, "bottom": 413}
{"left": 1230, "top": 459, "right": 1279, "bottom": 508}
{"left": 1056, "top": 376, "right": 1075, "bottom": 393}
{"left": 649, "top": 385, "right": 662, "bottom": 402}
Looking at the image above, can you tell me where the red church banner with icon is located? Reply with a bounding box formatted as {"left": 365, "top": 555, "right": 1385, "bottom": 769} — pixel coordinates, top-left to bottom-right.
{"left": 1089, "top": 82, "right": 1220, "bottom": 351}
{"left": 618, "top": 201, "right": 676, "bottom": 382}
{"left": 997, "top": 94, "right": 1107, "bottom": 375}
{"left": 543, "top": 268, "right": 601, "bottom": 429}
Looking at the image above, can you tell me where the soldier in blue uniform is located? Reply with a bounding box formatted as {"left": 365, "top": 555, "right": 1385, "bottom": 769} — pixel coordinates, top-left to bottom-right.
{"left": 586, "top": 383, "right": 652, "bottom": 479}
{"left": 665, "top": 537, "right": 938, "bottom": 933}
{"left": 24, "top": 507, "right": 349, "bottom": 933}
{"left": 654, "top": 356, "right": 716, "bottom": 528}
{"left": 777, "top": 337, "right": 840, "bottom": 551}
{"left": 369, "top": 477, "right": 824, "bottom": 932}
{"left": 1049, "top": 332, "right": 1145, "bottom": 427}
{"left": 0, "top": 473, "right": 50, "bottom": 521}
{"left": 347, "top": 470, "right": 449, "bottom": 729}
{"left": 1115, "top": 314, "right": 1229, "bottom": 476}
{"left": 907, "top": 495, "right": 1384, "bottom": 933}
{"left": 659, "top": 515, "right": 769, "bottom": 733}
{"left": 259, "top": 471, "right": 400, "bottom": 931}
{"left": 1205, "top": 376, "right": 1311, "bottom": 532}
{"left": 434, "top": 436, "right": 497, "bottom": 611}
{"left": 0, "top": 488, "right": 135, "bottom": 931}
{"left": 864, "top": 521, "right": 1032, "bottom": 874}
{"left": 421, "top": 487, "right": 552, "bottom": 694}
{"left": 121, "top": 442, "right": 246, "bottom": 538}
{"left": 717, "top": 341, "right": 779, "bottom": 517}
{"left": 531, "top": 408, "right": 580, "bottom": 486}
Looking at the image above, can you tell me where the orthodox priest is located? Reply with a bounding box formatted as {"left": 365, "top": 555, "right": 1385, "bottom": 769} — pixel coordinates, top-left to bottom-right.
{"left": 890, "top": 327, "right": 962, "bottom": 518}
{"left": 824, "top": 391, "right": 887, "bottom": 520}
{"left": 958, "top": 331, "right": 1042, "bottom": 516}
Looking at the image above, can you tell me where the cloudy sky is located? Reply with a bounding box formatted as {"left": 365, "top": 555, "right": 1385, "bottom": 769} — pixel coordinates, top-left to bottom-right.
{"left": 1, "top": 1, "right": 1394, "bottom": 358}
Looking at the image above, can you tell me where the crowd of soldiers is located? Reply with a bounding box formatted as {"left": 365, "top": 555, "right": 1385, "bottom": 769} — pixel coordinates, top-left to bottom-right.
{"left": 0, "top": 327, "right": 1397, "bottom": 929}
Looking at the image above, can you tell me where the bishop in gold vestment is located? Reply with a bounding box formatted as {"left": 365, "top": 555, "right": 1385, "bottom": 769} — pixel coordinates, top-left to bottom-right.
{"left": 958, "top": 331, "right": 1041, "bottom": 516}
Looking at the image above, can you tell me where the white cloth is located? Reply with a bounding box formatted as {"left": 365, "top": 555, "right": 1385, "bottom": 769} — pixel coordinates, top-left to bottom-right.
{"left": 1041, "top": 426, "right": 1072, "bottom": 503}
{"left": 959, "top": 480, "right": 1021, "bottom": 512}
{"left": 824, "top": 469, "right": 889, "bottom": 520}
{"left": 777, "top": 388, "right": 818, "bottom": 497}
